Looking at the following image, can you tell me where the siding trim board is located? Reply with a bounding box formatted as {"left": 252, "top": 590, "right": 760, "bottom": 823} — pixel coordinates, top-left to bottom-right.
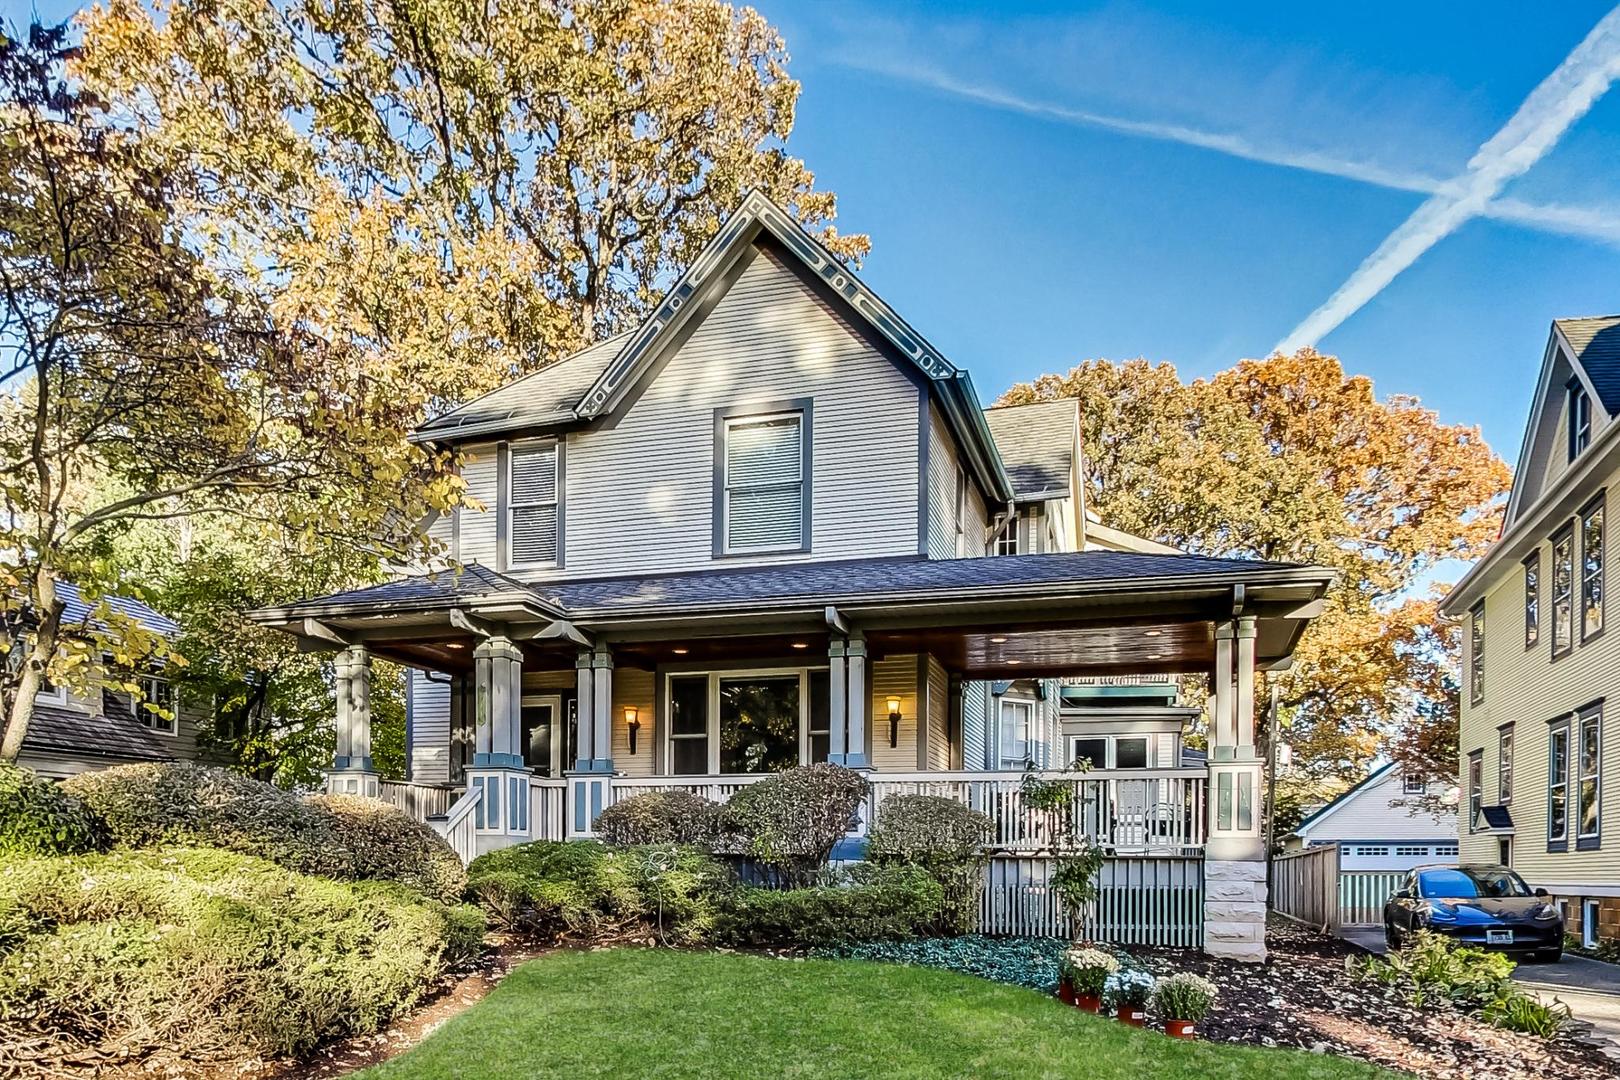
{"left": 495, "top": 442, "right": 510, "bottom": 573}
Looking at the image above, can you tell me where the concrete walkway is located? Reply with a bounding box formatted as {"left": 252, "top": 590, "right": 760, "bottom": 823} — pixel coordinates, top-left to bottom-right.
{"left": 1342, "top": 925, "right": 1620, "bottom": 1058}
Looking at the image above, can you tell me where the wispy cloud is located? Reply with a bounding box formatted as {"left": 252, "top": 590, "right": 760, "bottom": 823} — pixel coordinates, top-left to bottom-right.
{"left": 1278, "top": 7, "right": 1620, "bottom": 350}
{"left": 835, "top": 55, "right": 1620, "bottom": 248}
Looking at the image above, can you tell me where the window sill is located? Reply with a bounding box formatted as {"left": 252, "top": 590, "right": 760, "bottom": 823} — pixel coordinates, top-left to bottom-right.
{"left": 1548, "top": 840, "right": 1570, "bottom": 854}
{"left": 1577, "top": 836, "right": 1602, "bottom": 852}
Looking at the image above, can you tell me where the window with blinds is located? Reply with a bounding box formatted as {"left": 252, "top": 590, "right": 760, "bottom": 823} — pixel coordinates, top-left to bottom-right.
{"left": 508, "top": 440, "right": 560, "bottom": 567}
{"left": 724, "top": 413, "right": 804, "bottom": 552}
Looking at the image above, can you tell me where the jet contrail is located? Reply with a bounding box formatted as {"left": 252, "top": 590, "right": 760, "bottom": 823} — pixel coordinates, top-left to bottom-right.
{"left": 1277, "top": 7, "right": 1620, "bottom": 351}
{"left": 841, "top": 56, "right": 1620, "bottom": 246}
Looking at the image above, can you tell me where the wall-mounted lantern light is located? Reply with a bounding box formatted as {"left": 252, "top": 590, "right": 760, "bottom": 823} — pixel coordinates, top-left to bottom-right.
{"left": 886, "top": 695, "right": 902, "bottom": 748}
{"left": 625, "top": 706, "right": 641, "bottom": 755}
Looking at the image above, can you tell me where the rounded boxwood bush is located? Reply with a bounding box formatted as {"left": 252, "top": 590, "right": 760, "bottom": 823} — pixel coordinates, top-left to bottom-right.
{"left": 0, "top": 760, "right": 102, "bottom": 857}
{"left": 593, "top": 789, "right": 725, "bottom": 848}
{"left": 866, "top": 794, "right": 991, "bottom": 935}
{"left": 62, "top": 762, "right": 462, "bottom": 898}
{"left": 0, "top": 847, "right": 483, "bottom": 1068}
{"left": 713, "top": 864, "right": 944, "bottom": 948}
{"left": 721, "top": 763, "right": 869, "bottom": 885}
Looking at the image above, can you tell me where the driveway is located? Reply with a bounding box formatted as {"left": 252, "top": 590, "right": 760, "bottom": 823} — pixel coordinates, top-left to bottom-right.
{"left": 1342, "top": 925, "right": 1620, "bottom": 1058}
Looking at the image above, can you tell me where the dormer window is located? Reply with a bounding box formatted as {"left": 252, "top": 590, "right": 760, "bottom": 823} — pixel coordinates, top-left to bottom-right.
{"left": 1569, "top": 381, "right": 1593, "bottom": 461}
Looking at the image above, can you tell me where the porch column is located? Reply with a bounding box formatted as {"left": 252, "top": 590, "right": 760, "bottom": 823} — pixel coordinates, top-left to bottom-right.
{"left": 574, "top": 648, "right": 595, "bottom": 768}
{"left": 326, "top": 644, "right": 378, "bottom": 798}
{"left": 566, "top": 645, "right": 614, "bottom": 839}
{"left": 827, "top": 638, "right": 848, "bottom": 761}
{"left": 467, "top": 635, "right": 529, "bottom": 853}
{"left": 591, "top": 647, "right": 614, "bottom": 771}
{"left": 842, "top": 633, "right": 870, "bottom": 768}
{"left": 1204, "top": 614, "right": 1267, "bottom": 962}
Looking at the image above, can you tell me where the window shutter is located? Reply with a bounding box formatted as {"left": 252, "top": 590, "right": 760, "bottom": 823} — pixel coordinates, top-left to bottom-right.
{"left": 509, "top": 442, "right": 559, "bottom": 565}
{"left": 726, "top": 415, "right": 802, "bottom": 550}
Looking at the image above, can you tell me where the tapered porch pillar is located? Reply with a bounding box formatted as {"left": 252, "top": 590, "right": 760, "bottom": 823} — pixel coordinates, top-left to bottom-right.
{"left": 1204, "top": 615, "right": 1267, "bottom": 962}
{"left": 566, "top": 645, "right": 614, "bottom": 838}
{"left": 827, "top": 633, "right": 869, "bottom": 768}
{"left": 467, "top": 635, "right": 530, "bottom": 853}
{"left": 327, "top": 644, "right": 378, "bottom": 797}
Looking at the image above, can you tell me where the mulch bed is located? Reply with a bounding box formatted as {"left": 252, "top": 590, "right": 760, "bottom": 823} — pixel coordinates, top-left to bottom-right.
{"left": 1125, "top": 919, "right": 1619, "bottom": 1080}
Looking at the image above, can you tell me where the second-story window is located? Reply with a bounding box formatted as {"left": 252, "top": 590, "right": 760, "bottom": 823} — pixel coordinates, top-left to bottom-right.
{"left": 1578, "top": 705, "right": 1602, "bottom": 849}
{"left": 1469, "top": 600, "right": 1485, "bottom": 705}
{"left": 994, "top": 516, "right": 1019, "bottom": 556}
{"left": 134, "top": 674, "right": 176, "bottom": 735}
{"left": 1569, "top": 383, "right": 1593, "bottom": 461}
{"left": 722, "top": 411, "right": 806, "bottom": 553}
{"left": 1467, "top": 750, "right": 1483, "bottom": 833}
{"left": 1499, "top": 724, "right": 1514, "bottom": 804}
{"left": 1582, "top": 494, "right": 1605, "bottom": 641}
{"left": 508, "top": 440, "right": 560, "bottom": 568}
{"left": 1523, "top": 550, "right": 1540, "bottom": 648}
{"left": 1553, "top": 527, "right": 1575, "bottom": 658}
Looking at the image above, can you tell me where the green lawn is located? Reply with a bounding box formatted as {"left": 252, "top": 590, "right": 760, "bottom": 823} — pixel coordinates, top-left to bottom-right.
{"left": 359, "top": 949, "right": 1396, "bottom": 1079}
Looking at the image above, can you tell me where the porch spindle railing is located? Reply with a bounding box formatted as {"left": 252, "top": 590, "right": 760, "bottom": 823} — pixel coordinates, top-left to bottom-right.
{"left": 430, "top": 785, "right": 483, "bottom": 865}
{"left": 375, "top": 779, "right": 459, "bottom": 821}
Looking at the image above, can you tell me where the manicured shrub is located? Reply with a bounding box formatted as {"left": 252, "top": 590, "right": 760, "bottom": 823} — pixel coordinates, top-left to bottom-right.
{"left": 310, "top": 794, "right": 466, "bottom": 903}
{"left": 866, "top": 794, "right": 990, "bottom": 934}
{"left": 0, "top": 847, "right": 483, "bottom": 1069}
{"left": 0, "top": 760, "right": 102, "bottom": 857}
{"left": 593, "top": 790, "right": 724, "bottom": 848}
{"left": 721, "top": 763, "right": 869, "bottom": 885}
{"left": 466, "top": 840, "right": 723, "bottom": 945}
{"left": 714, "top": 864, "right": 943, "bottom": 948}
{"left": 62, "top": 762, "right": 462, "bottom": 898}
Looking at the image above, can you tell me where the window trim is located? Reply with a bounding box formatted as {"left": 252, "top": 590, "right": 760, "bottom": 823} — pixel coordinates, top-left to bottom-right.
{"left": 994, "top": 515, "right": 1020, "bottom": 556}
{"left": 712, "top": 400, "right": 813, "bottom": 557}
{"left": 1402, "top": 773, "right": 1426, "bottom": 796}
{"left": 662, "top": 665, "right": 828, "bottom": 775}
{"left": 1577, "top": 703, "right": 1602, "bottom": 851}
{"left": 1469, "top": 600, "right": 1486, "bottom": 705}
{"left": 1548, "top": 716, "right": 1571, "bottom": 853}
{"left": 132, "top": 673, "right": 178, "bottom": 737}
{"left": 1498, "top": 722, "right": 1515, "bottom": 805}
{"left": 1523, "top": 549, "right": 1540, "bottom": 650}
{"left": 1552, "top": 525, "right": 1576, "bottom": 661}
{"left": 1581, "top": 492, "right": 1605, "bottom": 645}
{"left": 504, "top": 436, "right": 564, "bottom": 570}
{"left": 1584, "top": 899, "right": 1602, "bottom": 949}
{"left": 1467, "top": 749, "right": 1483, "bottom": 835}
{"left": 35, "top": 678, "right": 67, "bottom": 707}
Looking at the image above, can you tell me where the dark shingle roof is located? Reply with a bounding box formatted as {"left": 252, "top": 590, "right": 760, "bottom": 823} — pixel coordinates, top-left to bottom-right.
{"left": 983, "top": 400, "right": 1079, "bottom": 500}
{"left": 415, "top": 333, "right": 632, "bottom": 438}
{"left": 278, "top": 564, "right": 544, "bottom": 616}
{"left": 24, "top": 697, "right": 174, "bottom": 762}
{"left": 57, "top": 580, "right": 178, "bottom": 637}
{"left": 1557, "top": 315, "right": 1620, "bottom": 414}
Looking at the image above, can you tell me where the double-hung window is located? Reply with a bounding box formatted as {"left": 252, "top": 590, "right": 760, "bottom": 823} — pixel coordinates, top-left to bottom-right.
{"left": 1499, "top": 724, "right": 1514, "bottom": 804}
{"left": 1582, "top": 494, "right": 1605, "bottom": 641}
{"left": 1467, "top": 750, "right": 1482, "bottom": 833}
{"left": 135, "top": 674, "right": 176, "bottom": 735}
{"left": 998, "top": 698, "right": 1032, "bottom": 770}
{"left": 1553, "top": 527, "right": 1575, "bottom": 658}
{"left": 1523, "top": 551, "right": 1540, "bottom": 648}
{"left": 1469, "top": 601, "right": 1485, "bottom": 705}
{"left": 1570, "top": 383, "right": 1593, "bottom": 461}
{"left": 1549, "top": 718, "right": 1571, "bottom": 851}
{"left": 507, "top": 440, "right": 560, "bottom": 568}
{"left": 720, "top": 410, "right": 808, "bottom": 554}
{"left": 1578, "top": 705, "right": 1602, "bottom": 849}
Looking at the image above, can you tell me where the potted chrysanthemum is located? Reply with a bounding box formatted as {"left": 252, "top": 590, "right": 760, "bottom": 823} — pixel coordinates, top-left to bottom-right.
{"left": 1150, "top": 973, "right": 1219, "bottom": 1039}
{"left": 1060, "top": 947, "right": 1118, "bottom": 1012}
{"left": 1104, "top": 970, "right": 1156, "bottom": 1027}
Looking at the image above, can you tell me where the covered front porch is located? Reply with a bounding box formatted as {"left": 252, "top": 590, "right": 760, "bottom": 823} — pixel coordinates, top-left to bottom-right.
{"left": 251, "top": 550, "right": 1331, "bottom": 958}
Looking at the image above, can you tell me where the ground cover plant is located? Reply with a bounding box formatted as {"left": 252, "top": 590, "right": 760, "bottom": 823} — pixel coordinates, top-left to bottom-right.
{"left": 1349, "top": 931, "right": 1569, "bottom": 1036}
{"left": 0, "top": 847, "right": 483, "bottom": 1072}
{"left": 354, "top": 949, "right": 1394, "bottom": 1080}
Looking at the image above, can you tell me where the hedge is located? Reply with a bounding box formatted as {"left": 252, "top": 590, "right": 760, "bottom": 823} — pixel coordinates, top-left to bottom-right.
{"left": 0, "top": 760, "right": 102, "bottom": 858}
{"left": 62, "top": 762, "right": 463, "bottom": 901}
{"left": 713, "top": 865, "right": 944, "bottom": 948}
{"left": 866, "top": 794, "right": 991, "bottom": 935}
{"left": 593, "top": 789, "right": 724, "bottom": 848}
{"left": 720, "top": 763, "right": 869, "bottom": 885}
{"left": 0, "top": 847, "right": 483, "bottom": 1069}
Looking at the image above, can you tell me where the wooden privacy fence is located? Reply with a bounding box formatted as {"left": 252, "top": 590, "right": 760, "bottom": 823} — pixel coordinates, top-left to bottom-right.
{"left": 980, "top": 855, "right": 1204, "bottom": 947}
{"left": 1271, "top": 845, "right": 1340, "bottom": 931}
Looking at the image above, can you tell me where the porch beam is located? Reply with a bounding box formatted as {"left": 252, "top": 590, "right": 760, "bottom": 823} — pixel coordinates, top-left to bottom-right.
{"left": 449, "top": 608, "right": 501, "bottom": 638}
{"left": 299, "top": 617, "right": 353, "bottom": 648}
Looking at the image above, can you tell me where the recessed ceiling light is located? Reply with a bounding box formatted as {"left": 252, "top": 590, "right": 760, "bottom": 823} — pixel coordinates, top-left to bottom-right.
{"left": 989, "top": 636, "right": 1008, "bottom": 644}
{"left": 1006, "top": 658, "right": 1022, "bottom": 665}
{"left": 791, "top": 642, "right": 808, "bottom": 650}
{"left": 1144, "top": 629, "right": 1163, "bottom": 637}
{"left": 1147, "top": 652, "right": 1165, "bottom": 660}
{"left": 672, "top": 647, "right": 689, "bottom": 655}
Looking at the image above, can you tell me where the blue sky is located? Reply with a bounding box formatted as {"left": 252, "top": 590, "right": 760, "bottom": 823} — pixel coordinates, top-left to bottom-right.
{"left": 759, "top": 0, "right": 1620, "bottom": 465}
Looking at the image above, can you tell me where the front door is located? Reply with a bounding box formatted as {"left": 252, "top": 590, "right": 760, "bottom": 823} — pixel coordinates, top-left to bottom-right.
{"left": 521, "top": 694, "right": 564, "bottom": 776}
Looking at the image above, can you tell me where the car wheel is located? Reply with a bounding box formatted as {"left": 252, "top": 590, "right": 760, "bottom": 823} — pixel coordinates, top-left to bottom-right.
{"left": 1384, "top": 922, "right": 1400, "bottom": 951}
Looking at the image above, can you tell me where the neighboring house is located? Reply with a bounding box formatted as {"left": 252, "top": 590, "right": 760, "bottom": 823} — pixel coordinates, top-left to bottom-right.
{"left": 1285, "top": 762, "right": 1459, "bottom": 872}
{"left": 1443, "top": 313, "right": 1620, "bottom": 949}
{"left": 12, "top": 582, "right": 209, "bottom": 779}
{"left": 251, "top": 191, "right": 1334, "bottom": 959}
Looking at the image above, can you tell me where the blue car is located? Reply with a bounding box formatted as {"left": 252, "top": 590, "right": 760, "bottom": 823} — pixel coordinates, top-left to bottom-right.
{"left": 1383, "top": 864, "right": 1564, "bottom": 961}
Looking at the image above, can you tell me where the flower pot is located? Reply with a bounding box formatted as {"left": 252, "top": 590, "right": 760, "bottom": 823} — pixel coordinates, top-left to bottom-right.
{"left": 1074, "top": 992, "right": 1102, "bottom": 1013}
{"left": 1165, "top": 1019, "right": 1196, "bottom": 1040}
{"left": 1057, "top": 978, "right": 1075, "bottom": 1005}
{"left": 1116, "top": 1006, "right": 1146, "bottom": 1027}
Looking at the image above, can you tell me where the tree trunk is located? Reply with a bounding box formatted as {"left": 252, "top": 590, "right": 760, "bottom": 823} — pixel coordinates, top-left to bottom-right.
{"left": 0, "top": 570, "right": 64, "bottom": 762}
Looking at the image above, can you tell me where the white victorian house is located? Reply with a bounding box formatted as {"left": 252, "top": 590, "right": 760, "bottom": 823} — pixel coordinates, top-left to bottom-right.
{"left": 250, "top": 192, "right": 1333, "bottom": 960}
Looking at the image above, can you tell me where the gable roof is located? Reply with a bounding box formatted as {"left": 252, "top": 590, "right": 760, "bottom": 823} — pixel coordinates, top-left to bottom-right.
{"left": 409, "top": 191, "right": 1013, "bottom": 505}
{"left": 1291, "top": 762, "right": 1396, "bottom": 836}
{"left": 983, "top": 399, "right": 1078, "bottom": 501}
{"left": 1555, "top": 315, "right": 1620, "bottom": 414}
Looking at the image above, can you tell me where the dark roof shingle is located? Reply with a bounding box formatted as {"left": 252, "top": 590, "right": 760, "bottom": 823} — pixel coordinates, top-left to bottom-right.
{"left": 1557, "top": 315, "right": 1620, "bottom": 414}
{"left": 416, "top": 333, "right": 631, "bottom": 437}
{"left": 24, "top": 698, "right": 175, "bottom": 762}
{"left": 984, "top": 399, "right": 1078, "bottom": 500}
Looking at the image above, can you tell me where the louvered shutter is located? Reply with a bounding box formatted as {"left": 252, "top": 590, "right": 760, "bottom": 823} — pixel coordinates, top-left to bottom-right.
{"left": 509, "top": 442, "right": 559, "bottom": 565}
{"left": 725, "top": 415, "right": 803, "bottom": 551}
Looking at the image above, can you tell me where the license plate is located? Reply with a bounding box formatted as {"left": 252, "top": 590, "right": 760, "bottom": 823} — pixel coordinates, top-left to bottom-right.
{"left": 1486, "top": 929, "right": 1514, "bottom": 945}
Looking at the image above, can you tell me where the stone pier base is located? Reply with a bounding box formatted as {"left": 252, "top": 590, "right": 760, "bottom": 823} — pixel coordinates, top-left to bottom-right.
{"left": 1203, "top": 858, "right": 1268, "bottom": 962}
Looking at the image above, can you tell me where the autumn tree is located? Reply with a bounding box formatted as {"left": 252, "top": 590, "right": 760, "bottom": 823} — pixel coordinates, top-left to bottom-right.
{"left": 1000, "top": 350, "right": 1508, "bottom": 781}
{"left": 0, "top": 22, "right": 457, "bottom": 762}
{"left": 75, "top": 0, "right": 868, "bottom": 403}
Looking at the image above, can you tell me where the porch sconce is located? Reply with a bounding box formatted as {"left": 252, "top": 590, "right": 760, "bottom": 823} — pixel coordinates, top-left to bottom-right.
{"left": 625, "top": 706, "right": 640, "bottom": 756}
{"left": 886, "top": 696, "right": 902, "bottom": 748}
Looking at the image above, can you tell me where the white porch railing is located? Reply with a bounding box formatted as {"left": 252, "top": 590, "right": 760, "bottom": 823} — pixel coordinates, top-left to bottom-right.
{"left": 430, "top": 785, "right": 483, "bottom": 865}
{"left": 529, "top": 777, "right": 567, "bottom": 842}
{"left": 376, "top": 779, "right": 459, "bottom": 821}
